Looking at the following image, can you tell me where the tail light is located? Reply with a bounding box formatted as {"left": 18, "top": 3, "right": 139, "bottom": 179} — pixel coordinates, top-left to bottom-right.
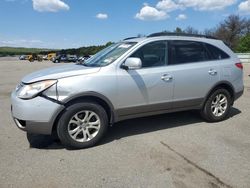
{"left": 235, "top": 62, "right": 243, "bottom": 70}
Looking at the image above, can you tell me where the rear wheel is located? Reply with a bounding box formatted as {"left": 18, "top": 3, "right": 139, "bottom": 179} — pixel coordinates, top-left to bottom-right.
{"left": 201, "top": 88, "right": 232, "bottom": 122}
{"left": 57, "top": 102, "right": 108, "bottom": 149}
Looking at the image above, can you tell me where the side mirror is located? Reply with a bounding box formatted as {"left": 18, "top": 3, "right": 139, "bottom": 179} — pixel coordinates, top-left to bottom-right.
{"left": 122, "top": 57, "right": 142, "bottom": 70}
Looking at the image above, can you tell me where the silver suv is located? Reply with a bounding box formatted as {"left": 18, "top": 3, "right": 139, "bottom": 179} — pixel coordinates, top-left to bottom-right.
{"left": 11, "top": 33, "right": 244, "bottom": 148}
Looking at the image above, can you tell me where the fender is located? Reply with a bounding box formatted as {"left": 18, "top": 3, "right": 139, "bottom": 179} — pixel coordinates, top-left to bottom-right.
{"left": 201, "top": 80, "right": 235, "bottom": 107}
{"left": 62, "top": 91, "right": 117, "bottom": 123}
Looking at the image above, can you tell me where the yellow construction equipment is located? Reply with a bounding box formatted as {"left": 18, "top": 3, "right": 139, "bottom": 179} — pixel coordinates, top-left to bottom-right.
{"left": 28, "top": 54, "right": 43, "bottom": 62}
{"left": 47, "top": 53, "right": 57, "bottom": 61}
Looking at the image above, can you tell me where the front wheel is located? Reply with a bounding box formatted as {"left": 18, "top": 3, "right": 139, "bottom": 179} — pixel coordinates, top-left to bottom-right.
{"left": 57, "top": 102, "right": 108, "bottom": 149}
{"left": 201, "top": 88, "right": 232, "bottom": 122}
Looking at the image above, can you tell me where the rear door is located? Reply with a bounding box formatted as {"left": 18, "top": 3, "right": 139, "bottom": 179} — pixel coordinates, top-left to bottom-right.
{"left": 168, "top": 40, "right": 220, "bottom": 109}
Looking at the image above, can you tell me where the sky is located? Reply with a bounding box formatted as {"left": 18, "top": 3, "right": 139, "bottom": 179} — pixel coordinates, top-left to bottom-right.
{"left": 0, "top": 0, "right": 250, "bottom": 49}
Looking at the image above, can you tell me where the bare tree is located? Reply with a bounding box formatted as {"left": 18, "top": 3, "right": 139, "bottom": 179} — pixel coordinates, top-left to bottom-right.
{"left": 243, "top": 19, "right": 250, "bottom": 34}
{"left": 164, "top": 15, "right": 250, "bottom": 51}
{"left": 203, "top": 28, "right": 216, "bottom": 37}
{"left": 213, "top": 15, "right": 250, "bottom": 49}
{"left": 137, "top": 33, "right": 146, "bottom": 37}
{"left": 184, "top": 26, "right": 200, "bottom": 35}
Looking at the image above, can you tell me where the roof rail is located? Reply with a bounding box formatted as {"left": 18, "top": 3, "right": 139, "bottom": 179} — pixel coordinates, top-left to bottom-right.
{"left": 123, "top": 37, "right": 139, "bottom": 41}
{"left": 147, "top": 32, "right": 217, "bottom": 39}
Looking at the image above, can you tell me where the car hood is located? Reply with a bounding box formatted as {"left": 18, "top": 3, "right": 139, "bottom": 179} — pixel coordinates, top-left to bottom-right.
{"left": 22, "top": 64, "right": 101, "bottom": 83}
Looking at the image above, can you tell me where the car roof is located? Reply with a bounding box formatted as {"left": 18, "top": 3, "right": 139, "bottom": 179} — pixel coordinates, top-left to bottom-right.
{"left": 123, "top": 32, "right": 220, "bottom": 44}
{"left": 124, "top": 36, "right": 220, "bottom": 43}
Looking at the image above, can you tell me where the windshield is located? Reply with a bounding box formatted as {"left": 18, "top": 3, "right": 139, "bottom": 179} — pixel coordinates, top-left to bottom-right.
{"left": 82, "top": 42, "right": 137, "bottom": 67}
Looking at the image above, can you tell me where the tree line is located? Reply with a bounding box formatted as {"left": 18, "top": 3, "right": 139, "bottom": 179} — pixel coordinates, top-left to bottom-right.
{"left": 58, "top": 42, "right": 113, "bottom": 56}
{"left": 172, "top": 14, "right": 250, "bottom": 52}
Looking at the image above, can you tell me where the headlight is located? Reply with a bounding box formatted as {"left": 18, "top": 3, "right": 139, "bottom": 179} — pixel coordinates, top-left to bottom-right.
{"left": 17, "top": 80, "right": 57, "bottom": 99}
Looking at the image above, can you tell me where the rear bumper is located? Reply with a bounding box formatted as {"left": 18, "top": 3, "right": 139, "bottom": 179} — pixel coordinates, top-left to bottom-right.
{"left": 11, "top": 91, "right": 64, "bottom": 135}
{"left": 235, "top": 89, "right": 244, "bottom": 101}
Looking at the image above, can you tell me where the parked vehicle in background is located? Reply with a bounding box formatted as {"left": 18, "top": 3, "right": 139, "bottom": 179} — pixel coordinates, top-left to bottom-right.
{"left": 11, "top": 32, "right": 244, "bottom": 149}
{"left": 19, "top": 55, "right": 28, "bottom": 60}
{"left": 78, "top": 56, "right": 84, "bottom": 62}
{"left": 47, "top": 53, "right": 57, "bottom": 61}
{"left": 42, "top": 55, "right": 48, "bottom": 60}
{"left": 52, "top": 54, "right": 78, "bottom": 63}
{"left": 52, "top": 54, "right": 67, "bottom": 63}
{"left": 78, "top": 55, "right": 91, "bottom": 62}
{"left": 28, "top": 54, "right": 43, "bottom": 62}
{"left": 67, "top": 55, "right": 78, "bottom": 62}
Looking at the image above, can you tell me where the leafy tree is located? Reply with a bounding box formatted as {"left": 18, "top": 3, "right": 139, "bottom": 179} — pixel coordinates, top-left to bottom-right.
{"left": 174, "top": 27, "right": 183, "bottom": 33}
{"left": 173, "top": 26, "right": 199, "bottom": 35}
{"left": 236, "top": 34, "right": 250, "bottom": 52}
{"left": 104, "top": 41, "right": 114, "bottom": 47}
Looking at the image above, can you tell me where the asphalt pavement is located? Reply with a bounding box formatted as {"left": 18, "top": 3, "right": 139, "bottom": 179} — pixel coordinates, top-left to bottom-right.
{"left": 0, "top": 58, "right": 250, "bottom": 188}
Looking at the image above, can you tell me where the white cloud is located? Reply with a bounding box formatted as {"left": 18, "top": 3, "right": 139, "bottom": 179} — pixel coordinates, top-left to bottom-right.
{"left": 156, "top": 0, "right": 183, "bottom": 12}
{"left": 32, "top": 0, "right": 69, "bottom": 12}
{"left": 177, "top": 0, "right": 236, "bottom": 11}
{"left": 176, "top": 14, "right": 187, "bottom": 20}
{"left": 135, "top": 5, "right": 168, "bottom": 21}
{"left": 239, "top": 0, "right": 250, "bottom": 14}
{"left": 4, "top": 0, "right": 28, "bottom": 3}
{"left": 135, "top": 0, "right": 236, "bottom": 22}
{"left": 96, "top": 13, "right": 108, "bottom": 19}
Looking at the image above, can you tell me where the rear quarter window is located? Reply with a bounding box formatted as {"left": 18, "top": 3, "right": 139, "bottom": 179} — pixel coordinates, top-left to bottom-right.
{"left": 205, "top": 43, "right": 230, "bottom": 60}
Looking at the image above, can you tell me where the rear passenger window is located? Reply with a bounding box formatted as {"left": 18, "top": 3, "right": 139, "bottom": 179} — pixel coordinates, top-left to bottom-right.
{"left": 205, "top": 43, "right": 230, "bottom": 60}
{"left": 169, "top": 41, "right": 210, "bottom": 65}
{"left": 130, "top": 41, "right": 167, "bottom": 68}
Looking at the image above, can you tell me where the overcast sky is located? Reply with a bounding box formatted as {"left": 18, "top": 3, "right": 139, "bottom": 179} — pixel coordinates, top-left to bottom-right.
{"left": 0, "top": 0, "right": 250, "bottom": 49}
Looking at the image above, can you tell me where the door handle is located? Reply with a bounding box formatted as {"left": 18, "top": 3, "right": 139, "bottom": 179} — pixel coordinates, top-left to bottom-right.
{"left": 161, "top": 74, "right": 173, "bottom": 81}
{"left": 208, "top": 69, "right": 217, "bottom": 75}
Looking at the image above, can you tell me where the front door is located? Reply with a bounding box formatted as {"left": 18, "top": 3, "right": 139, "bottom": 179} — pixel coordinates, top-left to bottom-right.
{"left": 116, "top": 41, "right": 174, "bottom": 117}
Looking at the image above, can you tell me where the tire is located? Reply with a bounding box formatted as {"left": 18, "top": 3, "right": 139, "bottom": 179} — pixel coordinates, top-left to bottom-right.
{"left": 26, "top": 133, "right": 54, "bottom": 148}
{"left": 57, "top": 102, "right": 108, "bottom": 149}
{"left": 201, "top": 88, "right": 232, "bottom": 122}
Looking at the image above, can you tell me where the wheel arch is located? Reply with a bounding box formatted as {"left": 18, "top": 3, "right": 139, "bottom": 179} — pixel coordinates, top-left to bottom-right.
{"left": 202, "top": 81, "right": 235, "bottom": 107}
{"left": 52, "top": 92, "right": 116, "bottom": 133}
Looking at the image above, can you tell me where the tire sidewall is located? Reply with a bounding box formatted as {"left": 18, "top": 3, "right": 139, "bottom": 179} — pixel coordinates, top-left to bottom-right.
{"left": 204, "top": 89, "right": 232, "bottom": 122}
{"left": 57, "top": 102, "right": 108, "bottom": 149}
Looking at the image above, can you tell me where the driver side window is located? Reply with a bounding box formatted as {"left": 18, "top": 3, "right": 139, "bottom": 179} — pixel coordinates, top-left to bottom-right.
{"left": 130, "top": 41, "right": 167, "bottom": 68}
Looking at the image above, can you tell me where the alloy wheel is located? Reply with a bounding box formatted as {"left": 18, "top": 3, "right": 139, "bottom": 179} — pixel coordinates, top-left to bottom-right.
{"left": 68, "top": 111, "right": 101, "bottom": 142}
{"left": 211, "top": 94, "right": 228, "bottom": 117}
